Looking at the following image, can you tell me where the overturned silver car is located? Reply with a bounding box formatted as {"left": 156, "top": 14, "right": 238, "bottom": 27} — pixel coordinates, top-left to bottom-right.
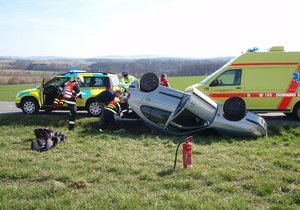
{"left": 116, "top": 73, "right": 267, "bottom": 137}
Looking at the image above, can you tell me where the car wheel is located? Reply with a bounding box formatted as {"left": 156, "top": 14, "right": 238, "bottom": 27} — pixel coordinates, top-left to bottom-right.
{"left": 293, "top": 103, "right": 300, "bottom": 120}
{"left": 140, "top": 72, "right": 160, "bottom": 92}
{"left": 223, "top": 97, "right": 246, "bottom": 121}
{"left": 21, "top": 98, "right": 39, "bottom": 114}
{"left": 87, "top": 100, "right": 102, "bottom": 116}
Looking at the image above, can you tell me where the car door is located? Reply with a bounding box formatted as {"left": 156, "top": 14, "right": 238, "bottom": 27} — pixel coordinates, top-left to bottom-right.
{"left": 208, "top": 69, "right": 243, "bottom": 103}
{"left": 38, "top": 77, "right": 45, "bottom": 108}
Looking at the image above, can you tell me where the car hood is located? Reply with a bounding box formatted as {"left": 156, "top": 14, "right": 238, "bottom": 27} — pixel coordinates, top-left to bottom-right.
{"left": 16, "top": 88, "right": 38, "bottom": 97}
{"left": 185, "top": 83, "right": 205, "bottom": 92}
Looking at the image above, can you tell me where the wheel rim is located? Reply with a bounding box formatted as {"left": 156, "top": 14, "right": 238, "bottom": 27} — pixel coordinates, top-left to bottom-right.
{"left": 23, "top": 101, "right": 36, "bottom": 114}
{"left": 89, "top": 102, "right": 101, "bottom": 116}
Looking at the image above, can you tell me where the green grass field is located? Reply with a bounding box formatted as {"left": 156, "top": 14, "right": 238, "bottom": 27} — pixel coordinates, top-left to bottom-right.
{"left": 0, "top": 83, "right": 36, "bottom": 101}
{"left": 0, "top": 114, "right": 299, "bottom": 209}
{"left": 169, "top": 76, "right": 205, "bottom": 91}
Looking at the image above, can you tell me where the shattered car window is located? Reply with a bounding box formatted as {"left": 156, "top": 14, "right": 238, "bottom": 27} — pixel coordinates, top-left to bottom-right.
{"left": 171, "top": 109, "right": 208, "bottom": 128}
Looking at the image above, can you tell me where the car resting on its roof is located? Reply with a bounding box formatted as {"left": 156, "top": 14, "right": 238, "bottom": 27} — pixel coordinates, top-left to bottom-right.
{"left": 115, "top": 72, "right": 267, "bottom": 137}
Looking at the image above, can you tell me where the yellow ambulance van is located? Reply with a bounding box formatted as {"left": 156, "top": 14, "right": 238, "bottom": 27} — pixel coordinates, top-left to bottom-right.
{"left": 185, "top": 46, "right": 300, "bottom": 120}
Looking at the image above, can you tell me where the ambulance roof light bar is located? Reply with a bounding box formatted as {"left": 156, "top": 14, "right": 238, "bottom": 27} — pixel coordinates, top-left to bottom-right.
{"left": 68, "top": 69, "right": 86, "bottom": 74}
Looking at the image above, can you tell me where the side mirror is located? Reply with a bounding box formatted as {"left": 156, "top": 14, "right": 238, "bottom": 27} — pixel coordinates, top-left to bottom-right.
{"left": 35, "top": 84, "right": 40, "bottom": 89}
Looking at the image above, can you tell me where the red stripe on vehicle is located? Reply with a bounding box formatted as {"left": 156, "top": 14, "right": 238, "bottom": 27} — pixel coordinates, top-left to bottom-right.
{"left": 231, "top": 62, "right": 298, "bottom": 67}
{"left": 207, "top": 93, "right": 247, "bottom": 98}
{"left": 277, "top": 80, "right": 300, "bottom": 109}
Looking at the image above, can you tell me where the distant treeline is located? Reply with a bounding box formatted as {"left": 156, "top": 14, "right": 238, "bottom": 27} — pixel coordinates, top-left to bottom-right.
{"left": 87, "top": 58, "right": 231, "bottom": 77}
{"left": 0, "top": 57, "right": 232, "bottom": 77}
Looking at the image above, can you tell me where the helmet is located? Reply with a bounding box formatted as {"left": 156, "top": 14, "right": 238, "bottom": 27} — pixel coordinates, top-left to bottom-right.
{"left": 73, "top": 75, "right": 84, "bottom": 83}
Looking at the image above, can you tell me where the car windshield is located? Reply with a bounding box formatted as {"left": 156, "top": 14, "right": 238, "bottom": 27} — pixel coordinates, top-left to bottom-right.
{"left": 201, "top": 68, "right": 223, "bottom": 84}
{"left": 201, "top": 57, "right": 237, "bottom": 84}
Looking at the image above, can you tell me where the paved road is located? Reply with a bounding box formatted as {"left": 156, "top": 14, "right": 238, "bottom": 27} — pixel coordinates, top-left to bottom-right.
{"left": 0, "top": 101, "right": 299, "bottom": 124}
{"left": 0, "top": 101, "right": 22, "bottom": 114}
{"left": 0, "top": 101, "right": 87, "bottom": 116}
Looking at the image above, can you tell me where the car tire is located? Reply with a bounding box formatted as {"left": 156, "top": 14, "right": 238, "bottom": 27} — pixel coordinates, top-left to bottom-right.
{"left": 140, "top": 72, "right": 160, "bottom": 92}
{"left": 223, "top": 97, "right": 246, "bottom": 121}
{"left": 293, "top": 103, "right": 300, "bottom": 120}
{"left": 87, "top": 100, "right": 102, "bottom": 116}
{"left": 21, "top": 98, "right": 39, "bottom": 114}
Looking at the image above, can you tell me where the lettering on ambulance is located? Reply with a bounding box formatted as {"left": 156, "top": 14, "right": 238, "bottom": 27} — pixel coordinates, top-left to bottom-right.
{"left": 208, "top": 92, "right": 300, "bottom": 98}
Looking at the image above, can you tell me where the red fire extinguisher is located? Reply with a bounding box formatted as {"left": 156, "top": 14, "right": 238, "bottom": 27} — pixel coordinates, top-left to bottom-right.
{"left": 183, "top": 136, "right": 193, "bottom": 168}
{"left": 173, "top": 136, "right": 193, "bottom": 170}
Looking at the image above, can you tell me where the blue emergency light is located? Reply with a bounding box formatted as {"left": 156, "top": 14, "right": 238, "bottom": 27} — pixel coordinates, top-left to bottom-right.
{"left": 247, "top": 47, "right": 259, "bottom": 52}
{"left": 69, "top": 69, "right": 86, "bottom": 74}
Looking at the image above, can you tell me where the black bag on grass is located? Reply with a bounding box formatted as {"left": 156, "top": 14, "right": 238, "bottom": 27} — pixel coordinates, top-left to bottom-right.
{"left": 31, "top": 128, "right": 66, "bottom": 152}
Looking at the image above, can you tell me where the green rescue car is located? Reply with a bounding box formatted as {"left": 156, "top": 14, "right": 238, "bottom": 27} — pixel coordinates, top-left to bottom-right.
{"left": 15, "top": 70, "right": 119, "bottom": 116}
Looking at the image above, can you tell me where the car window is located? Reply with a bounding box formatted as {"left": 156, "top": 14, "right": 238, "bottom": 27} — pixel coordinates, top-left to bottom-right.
{"left": 110, "top": 75, "right": 120, "bottom": 86}
{"left": 45, "top": 77, "right": 69, "bottom": 87}
{"left": 81, "top": 77, "right": 91, "bottom": 87}
{"left": 140, "top": 106, "right": 171, "bottom": 127}
{"left": 210, "top": 69, "right": 241, "bottom": 86}
{"left": 82, "top": 77, "right": 110, "bottom": 87}
{"left": 170, "top": 109, "right": 208, "bottom": 128}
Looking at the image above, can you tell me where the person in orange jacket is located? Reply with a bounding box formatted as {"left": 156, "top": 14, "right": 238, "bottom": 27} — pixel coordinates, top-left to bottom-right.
{"left": 160, "top": 74, "right": 170, "bottom": 87}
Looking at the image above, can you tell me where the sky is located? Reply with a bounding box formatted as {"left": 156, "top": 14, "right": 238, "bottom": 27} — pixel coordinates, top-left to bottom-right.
{"left": 0, "top": 0, "right": 300, "bottom": 58}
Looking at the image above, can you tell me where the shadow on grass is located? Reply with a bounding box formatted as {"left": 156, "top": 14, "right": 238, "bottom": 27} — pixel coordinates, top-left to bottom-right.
{"left": 0, "top": 113, "right": 68, "bottom": 128}
{"left": 77, "top": 118, "right": 257, "bottom": 145}
{"left": 2, "top": 113, "right": 298, "bottom": 145}
{"left": 157, "top": 168, "right": 175, "bottom": 177}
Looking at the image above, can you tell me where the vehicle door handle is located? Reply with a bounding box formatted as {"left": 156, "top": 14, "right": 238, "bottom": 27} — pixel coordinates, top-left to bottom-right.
{"left": 145, "top": 98, "right": 151, "bottom": 102}
{"left": 235, "top": 87, "right": 242, "bottom": 89}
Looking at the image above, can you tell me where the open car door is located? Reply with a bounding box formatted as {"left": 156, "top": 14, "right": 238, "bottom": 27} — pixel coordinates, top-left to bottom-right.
{"left": 38, "top": 77, "right": 45, "bottom": 108}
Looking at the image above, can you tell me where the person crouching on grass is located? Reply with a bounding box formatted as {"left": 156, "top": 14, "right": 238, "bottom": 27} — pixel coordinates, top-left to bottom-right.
{"left": 96, "top": 89, "right": 123, "bottom": 132}
{"left": 99, "top": 100, "right": 122, "bottom": 132}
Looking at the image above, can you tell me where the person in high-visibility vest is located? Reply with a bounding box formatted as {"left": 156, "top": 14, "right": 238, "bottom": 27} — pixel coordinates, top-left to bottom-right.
{"left": 99, "top": 100, "right": 121, "bottom": 132}
{"left": 96, "top": 89, "right": 123, "bottom": 132}
{"left": 63, "top": 75, "right": 84, "bottom": 130}
{"left": 119, "top": 72, "right": 137, "bottom": 92}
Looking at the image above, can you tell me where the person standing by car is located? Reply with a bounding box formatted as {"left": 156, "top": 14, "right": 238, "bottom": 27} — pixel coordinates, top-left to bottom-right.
{"left": 63, "top": 75, "right": 84, "bottom": 131}
{"left": 160, "top": 74, "right": 170, "bottom": 87}
{"left": 96, "top": 89, "right": 123, "bottom": 131}
{"left": 119, "top": 72, "right": 137, "bottom": 92}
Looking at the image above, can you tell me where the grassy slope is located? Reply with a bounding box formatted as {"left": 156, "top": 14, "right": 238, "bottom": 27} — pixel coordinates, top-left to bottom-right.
{"left": 0, "top": 114, "right": 299, "bottom": 209}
